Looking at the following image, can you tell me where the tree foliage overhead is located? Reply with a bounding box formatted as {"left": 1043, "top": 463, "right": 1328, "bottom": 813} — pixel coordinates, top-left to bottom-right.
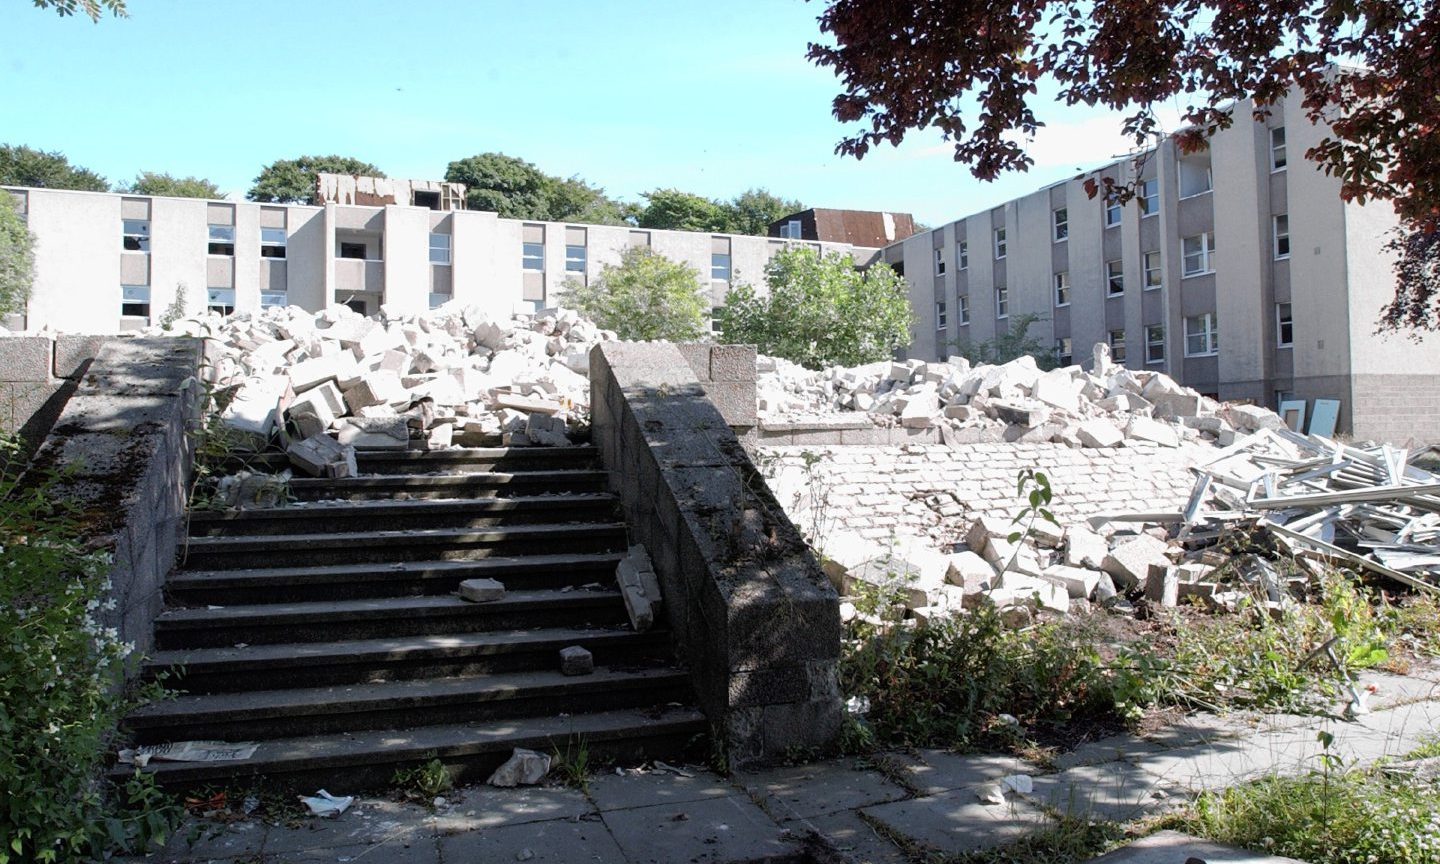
{"left": 0, "top": 145, "right": 108, "bottom": 192}
{"left": 725, "top": 188, "right": 806, "bottom": 237}
{"left": 808, "top": 0, "right": 1440, "bottom": 331}
{"left": 636, "top": 188, "right": 728, "bottom": 233}
{"left": 718, "top": 246, "right": 913, "bottom": 369}
{"left": 122, "top": 172, "right": 222, "bottom": 199}
{"left": 31, "top": 0, "right": 126, "bottom": 20}
{"left": 444, "top": 153, "right": 628, "bottom": 225}
{"left": 0, "top": 193, "right": 36, "bottom": 318}
{"left": 247, "top": 155, "right": 384, "bottom": 205}
{"left": 561, "top": 246, "right": 709, "bottom": 342}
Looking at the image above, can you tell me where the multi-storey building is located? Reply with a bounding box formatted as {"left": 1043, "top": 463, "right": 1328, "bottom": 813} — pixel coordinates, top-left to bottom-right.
{"left": 884, "top": 92, "right": 1440, "bottom": 442}
{"left": 767, "top": 207, "right": 917, "bottom": 247}
{"left": 1, "top": 183, "right": 870, "bottom": 334}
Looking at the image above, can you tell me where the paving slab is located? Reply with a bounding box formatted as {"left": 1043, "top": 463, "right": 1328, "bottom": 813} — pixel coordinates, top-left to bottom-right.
{"left": 1022, "top": 760, "right": 1186, "bottom": 821}
{"left": 861, "top": 789, "right": 1051, "bottom": 854}
{"left": 586, "top": 768, "right": 736, "bottom": 813}
{"left": 438, "top": 815, "right": 625, "bottom": 863}
{"left": 1352, "top": 670, "right": 1440, "bottom": 709}
{"left": 1053, "top": 733, "right": 1166, "bottom": 770}
{"left": 280, "top": 834, "right": 441, "bottom": 863}
{"left": 782, "top": 809, "right": 909, "bottom": 864}
{"left": 601, "top": 794, "right": 795, "bottom": 864}
{"left": 1084, "top": 829, "right": 1308, "bottom": 864}
{"left": 431, "top": 783, "right": 594, "bottom": 833}
{"left": 263, "top": 798, "right": 433, "bottom": 854}
{"left": 156, "top": 818, "right": 266, "bottom": 862}
{"left": 893, "top": 750, "right": 1027, "bottom": 795}
{"left": 736, "top": 759, "right": 909, "bottom": 820}
{"left": 1140, "top": 712, "right": 1253, "bottom": 748}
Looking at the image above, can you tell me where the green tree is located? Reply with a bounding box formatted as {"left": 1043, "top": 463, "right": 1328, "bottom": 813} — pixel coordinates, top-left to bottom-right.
{"left": 121, "top": 172, "right": 221, "bottom": 199}
{"left": 636, "top": 188, "right": 727, "bottom": 232}
{"left": 952, "top": 313, "right": 1057, "bottom": 370}
{"left": 0, "top": 145, "right": 107, "bottom": 191}
{"left": 562, "top": 246, "right": 708, "bottom": 341}
{"left": 31, "top": 0, "right": 126, "bottom": 20}
{"left": 722, "top": 188, "right": 805, "bottom": 236}
{"left": 247, "top": 155, "right": 384, "bottom": 205}
{"left": 445, "top": 153, "right": 628, "bottom": 224}
{"left": 0, "top": 193, "right": 35, "bottom": 318}
{"left": 718, "top": 246, "right": 913, "bottom": 368}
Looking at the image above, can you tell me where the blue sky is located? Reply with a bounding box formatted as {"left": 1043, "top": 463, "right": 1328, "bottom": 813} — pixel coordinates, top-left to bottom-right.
{"left": 2, "top": 1, "right": 1167, "bottom": 226}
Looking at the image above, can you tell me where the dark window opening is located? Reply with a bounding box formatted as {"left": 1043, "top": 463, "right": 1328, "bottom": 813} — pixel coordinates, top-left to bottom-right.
{"left": 340, "top": 242, "right": 367, "bottom": 260}
{"left": 344, "top": 299, "right": 368, "bottom": 315}
{"left": 122, "top": 303, "right": 150, "bottom": 317}
{"left": 261, "top": 245, "right": 286, "bottom": 259}
{"left": 208, "top": 242, "right": 235, "bottom": 256}
{"left": 412, "top": 190, "right": 441, "bottom": 210}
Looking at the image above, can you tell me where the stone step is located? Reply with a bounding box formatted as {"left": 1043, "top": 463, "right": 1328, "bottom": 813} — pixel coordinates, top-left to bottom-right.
{"left": 166, "top": 553, "right": 625, "bottom": 605}
{"left": 143, "top": 626, "right": 671, "bottom": 692}
{"left": 154, "top": 591, "right": 630, "bottom": 649}
{"left": 127, "top": 666, "right": 692, "bottom": 743}
{"left": 187, "top": 494, "right": 620, "bottom": 537}
{"left": 286, "top": 469, "right": 609, "bottom": 501}
{"left": 223, "top": 445, "right": 600, "bottom": 477}
{"left": 180, "top": 523, "right": 628, "bottom": 569}
{"left": 115, "top": 706, "right": 709, "bottom": 792}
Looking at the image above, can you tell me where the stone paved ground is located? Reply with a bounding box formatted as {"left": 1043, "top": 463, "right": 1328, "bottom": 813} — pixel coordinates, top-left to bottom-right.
{"left": 121, "top": 664, "right": 1440, "bottom": 864}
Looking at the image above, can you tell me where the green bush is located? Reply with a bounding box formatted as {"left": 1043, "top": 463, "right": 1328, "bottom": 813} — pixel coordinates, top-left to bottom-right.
{"left": 0, "top": 435, "right": 178, "bottom": 862}
{"left": 562, "top": 245, "right": 709, "bottom": 342}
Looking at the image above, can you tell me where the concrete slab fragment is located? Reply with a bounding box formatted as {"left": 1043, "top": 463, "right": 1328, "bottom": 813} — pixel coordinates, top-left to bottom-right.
{"left": 861, "top": 789, "right": 1051, "bottom": 854}
{"left": 898, "top": 751, "right": 1027, "bottom": 796}
{"left": 601, "top": 795, "right": 794, "bottom": 864}
{"left": 585, "top": 769, "right": 735, "bottom": 813}
{"left": 439, "top": 816, "right": 624, "bottom": 863}
{"left": 735, "top": 760, "right": 909, "bottom": 820}
{"left": 1022, "top": 760, "right": 1185, "bottom": 821}
{"left": 1084, "top": 830, "right": 1309, "bottom": 864}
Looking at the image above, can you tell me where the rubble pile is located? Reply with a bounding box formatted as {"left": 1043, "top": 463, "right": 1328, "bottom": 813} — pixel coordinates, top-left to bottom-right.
{"left": 166, "top": 303, "right": 612, "bottom": 476}
{"left": 757, "top": 345, "right": 1282, "bottom": 449}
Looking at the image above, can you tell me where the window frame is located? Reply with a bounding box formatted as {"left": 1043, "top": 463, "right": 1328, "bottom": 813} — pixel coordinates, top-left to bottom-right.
{"left": 428, "top": 232, "right": 452, "bottom": 265}
{"left": 1053, "top": 207, "right": 1069, "bottom": 242}
{"left": 1053, "top": 271, "right": 1070, "bottom": 307}
{"left": 207, "top": 224, "right": 235, "bottom": 257}
{"left": 957, "top": 240, "right": 969, "bottom": 270}
{"left": 1184, "top": 312, "right": 1220, "bottom": 357}
{"left": 1106, "top": 259, "right": 1125, "bottom": 296}
{"left": 565, "top": 243, "right": 586, "bottom": 274}
{"left": 122, "top": 219, "right": 151, "bottom": 253}
{"left": 521, "top": 242, "right": 544, "bottom": 272}
{"left": 260, "top": 227, "right": 287, "bottom": 259}
{"left": 1270, "top": 126, "right": 1287, "bottom": 172}
{"left": 1054, "top": 337, "right": 1073, "bottom": 366}
{"left": 1139, "top": 178, "right": 1159, "bottom": 217}
{"left": 1276, "top": 302, "right": 1294, "bottom": 347}
{"left": 957, "top": 293, "right": 970, "bottom": 325}
{"left": 1143, "top": 250, "right": 1162, "bottom": 290}
{"left": 1179, "top": 159, "right": 1214, "bottom": 199}
{"left": 1104, "top": 198, "right": 1122, "bottom": 227}
{"left": 1273, "top": 214, "right": 1291, "bottom": 259}
{"left": 1108, "top": 328, "right": 1127, "bottom": 363}
{"left": 1182, "top": 232, "right": 1217, "bottom": 277}
{"left": 993, "top": 227, "right": 1007, "bottom": 259}
{"left": 710, "top": 252, "right": 732, "bottom": 282}
{"left": 1145, "top": 324, "right": 1165, "bottom": 364}
{"left": 995, "top": 285, "right": 1009, "bottom": 319}
{"left": 782, "top": 219, "right": 803, "bottom": 239}
{"left": 933, "top": 247, "right": 946, "bottom": 276}
{"left": 935, "top": 300, "right": 948, "bottom": 330}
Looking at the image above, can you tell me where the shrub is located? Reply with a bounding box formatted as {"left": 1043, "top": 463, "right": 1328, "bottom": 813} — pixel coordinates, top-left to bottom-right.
{"left": 0, "top": 435, "right": 178, "bottom": 861}
{"left": 562, "top": 245, "right": 709, "bottom": 341}
{"left": 0, "top": 192, "right": 34, "bottom": 318}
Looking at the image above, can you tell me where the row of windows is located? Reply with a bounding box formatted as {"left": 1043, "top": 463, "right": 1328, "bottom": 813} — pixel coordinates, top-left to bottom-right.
{"left": 119, "top": 284, "right": 288, "bottom": 319}
{"left": 124, "top": 219, "right": 294, "bottom": 259}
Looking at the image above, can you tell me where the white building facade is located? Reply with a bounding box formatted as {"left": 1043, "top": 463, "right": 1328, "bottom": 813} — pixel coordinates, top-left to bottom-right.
{"left": 885, "top": 92, "right": 1440, "bottom": 443}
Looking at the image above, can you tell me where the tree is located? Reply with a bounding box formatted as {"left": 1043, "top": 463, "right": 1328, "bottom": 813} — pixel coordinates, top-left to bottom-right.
{"left": 808, "top": 0, "right": 1440, "bottom": 331}
{"left": 718, "top": 246, "right": 913, "bottom": 368}
{"left": 561, "top": 246, "right": 708, "bottom": 341}
{"left": 247, "top": 155, "right": 384, "bottom": 205}
{"left": 636, "top": 188, "right": 727, "bottom": 233}
{"left": 722, "top": 188, "right": 805, "bottom": 236}
{"left": 444, "top": 153, "right": 628, "bottom": 224}
{"left": 952, "top": 313, "right": 1056, "bottom": 371}
{"left": 31, "top": 0, "right": 126, "bottom": 20}
{"left": 0, "top": 193, "right": 35, "bottom": 318}
{"left": 0, "top": 145, "right": 107, "bottom": 191}
{"left": 122, "top": 172, "right": 221, "bottom": 199}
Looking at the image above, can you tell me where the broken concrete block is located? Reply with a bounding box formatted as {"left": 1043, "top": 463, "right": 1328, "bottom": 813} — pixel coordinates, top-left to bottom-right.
{"left": 343, "top": 371, "right": 409, "bottom": 412}
{"left": 617, "top": 546, "right": 663, "bottom": 632}
{"left": 997, "top": 573, "right": 1070, "bottom": 614}
{"left": 991, "top": 400, "right": 1049, "bottom": 427}
{"left": 287, "top": 387, "right": 338, "bottom": 440}
{"left": 1227, "top": 403, "right": 1285, "bottom": 432}
{"left": 1076, "top": 420, "right": 1124, "bottom": 449}
{"left": 487, "top": 748, "right": 551, "bottom": 787}
{"left": 336, "top": 417, "right": 409, "bottom": 449}
{"left": 1042, "top": 565, "right": 1101, "bottom": 600}
{"left": 425, "top": 423, "right": 453, "bottom": 450}
{"left": 286, "top": 433, "right": 349, "bottom": 478}
{"left": 965, "top": 515, "right": 1013, "bottom": 552}
{"left": 1028, "top": 518, "right": 1065, "bottom": 549}
{"left": 559, "top": 645, "right": 594, "bottom": 676}
{"left": 1065, "top": 529, "right": 1109, "bottom": 570}
{"left": 1125, "top": 417, "right": 1180, "bottom": 447}
{"left": 459, "top": 578, "right": 505, "bottom": 603}
{"left": 288, "top": 353, "right": 359, "bottom": 392}
{"left": 1102, "top": 534, "right": 1173, "bottom": 591}
{"left": 494, "top": 392, "right": 563, "bottom": 415}
{"left": 1032, "top": 372, "right": 1080, "bottom": 413}
{"left": 945, "top": 551, "right": 996, "bottom": 590}
{"left": 1146, "top": 566, "right": 1181, "bottom": 607}
{"left": 221, "top": 375, "right": 291, "bottom": 435}
{"left": 525, "top": 412, "right": 570, "bottom": 446}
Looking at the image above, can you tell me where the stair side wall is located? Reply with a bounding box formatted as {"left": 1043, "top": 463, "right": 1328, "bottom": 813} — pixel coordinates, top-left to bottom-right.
{"left": 29, "top": 337, "right": 204, "bottom": 663}
{"left": 591, "top": 341, "right": 843, "bottom": 765}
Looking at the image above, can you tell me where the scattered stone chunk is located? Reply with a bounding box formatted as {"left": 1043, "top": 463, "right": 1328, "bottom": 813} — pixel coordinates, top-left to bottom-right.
{"left": 487, "top": 748, "right": 551, "bottom": 787}
{"left": 1077, "top": 420, "right": 1125, "bottom": 449}
{"left": 559, "top": 645, "right": 594, "bottom": 676}
{"left": 458, "top": 578, "right": 505, "bottom": 603}
{"left": 1102, "top": 534, "right": 1173, "bottom": 591}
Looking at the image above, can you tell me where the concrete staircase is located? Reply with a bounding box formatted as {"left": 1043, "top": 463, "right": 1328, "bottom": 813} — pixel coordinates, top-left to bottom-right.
{"left": 119, "top": 445, "right": 705, "bottom": 791}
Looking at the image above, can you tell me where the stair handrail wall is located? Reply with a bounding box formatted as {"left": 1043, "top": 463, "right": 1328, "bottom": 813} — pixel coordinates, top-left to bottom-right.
{"left": 27, "top": 337, "right": 205, "bottom": 665}
{"left": 589, "top": 341, "right": 843, "bottom": 766}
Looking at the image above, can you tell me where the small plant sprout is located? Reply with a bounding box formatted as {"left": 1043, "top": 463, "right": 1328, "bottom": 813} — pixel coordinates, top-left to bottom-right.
{"left": 1000, "top": 468, "right": 1059, "bottom": 578}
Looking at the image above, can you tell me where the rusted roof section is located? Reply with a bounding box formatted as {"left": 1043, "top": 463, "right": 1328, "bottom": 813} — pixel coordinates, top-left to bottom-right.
{"left": 768, "top": 208, "right": 918, "bottom": 247}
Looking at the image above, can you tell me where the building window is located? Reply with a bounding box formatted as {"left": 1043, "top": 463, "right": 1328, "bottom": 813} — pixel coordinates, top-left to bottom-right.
{"left": 260, "top": 291, "right": 288, "bottom": 308}
{"left": 339, "top": 241, "right": 367, "bottom": 260}
{"left": 121, "top": 284, "right": 150, "bottom": 318}
{"left": 995, "top": 285, "right": 1008, "bottom": 318}
{"left": 207, "top": 288, "right": 235, "bottom": 316}
{"left": 933, "top": 247, "right": 946, "bottom": 276}
{"left": 1109, "top": 328, "right": 1127, "bottom": 363}
{"left": 1105, "top": 198, "right": 1121, "bottom": 227}
{"left": 565, "top": 244, "right": 586, "bottom": 273}
{"left": 1139, "top": 179, "right": 1159, "bottom": 216}
{"left": 1143, "top": 251, "right": 1162, "bottom": 290}
{"left": 208, "top": 225, "right": 235, "bottom": 256}
{"left": 711, "top": 252, "right": 732, "bottom": 282}
{"left": 1054, "top": 337, "right": 1072, "bottom": 366}
{"left": 260, "top": 228, "right": 287, "bottom": 259}
{"left": 429, "top": 233, "right": 452, "bottom": 265}
{"left": 122, "top": 219, "right": 150, "bottom": 253}
{"left": 1179, "top": 155, "right": 1213, "bottom": 198}
{"left": 1185, "top": 312, "right": 1220, "bottom": 356}
{"left": 1276, "top": 302, "right": 1293, "bottom": 347}
{"left": 1273, "top": 214, "right": 1290, "bottom": 259}
{"left": 1053, "top": 207, "right": 1068, "bottom": 241}
{"left": 957, "top": 240, "right": 968, "bottom": 270}
{"left": 958, "top": 294, "right": 970, "bottom": 325}
{"left": 1182, "top": 232, "right": 1217, "bottom": 276}
{"left": 780, "top": 219, "right": 803, "bottom": 239}
{"left": 935, "top": 301, "right": 947, "bottom": 329}
{"left": 1146, "top": 325, "right": 1165, "bottom": 363}
{"left": 710, "top": 306, "right": 724, "bottom": 334}
{"left": 1107, "top": 259, "right": 1124, "bottom": 296}
{"left": 522, "top": 242, "right": 544, "bottom": 271}
{"left": 1053, "top": 271, "right": 1070, "bottom": 307}
{"left": 1271, "top": 127, "right": 1287, "bottom": 171}
{"left": 993, "top": 228, "right": 1007, "bottom": 259}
